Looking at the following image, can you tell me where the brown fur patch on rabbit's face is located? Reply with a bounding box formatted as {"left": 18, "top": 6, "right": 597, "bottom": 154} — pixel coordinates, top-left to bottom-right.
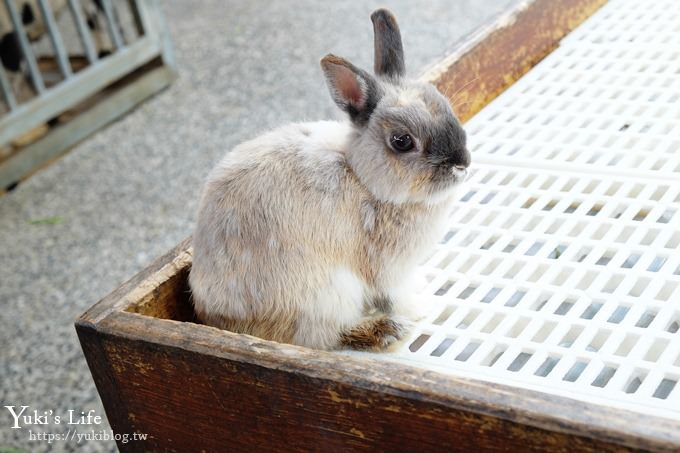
{"left": 347, "top": 81, "right": 470, "bottom": 205}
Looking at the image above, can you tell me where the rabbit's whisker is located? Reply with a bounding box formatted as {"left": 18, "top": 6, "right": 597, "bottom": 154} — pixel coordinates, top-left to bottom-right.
{"left": 449, "top": 76, "right": 481, "bottom": 105}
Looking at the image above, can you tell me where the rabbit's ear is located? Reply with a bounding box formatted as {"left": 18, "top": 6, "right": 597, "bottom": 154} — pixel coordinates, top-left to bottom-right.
{"left": 371, "top": 9, "right": 405, "bottom": 78}
{"left": 321, "top": 55, "right": 381, "bottom": 126}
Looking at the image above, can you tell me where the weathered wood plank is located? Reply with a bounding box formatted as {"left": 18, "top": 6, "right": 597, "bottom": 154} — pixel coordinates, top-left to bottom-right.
{"left": 77, "top": 309, "right": 679, "bottom": 452}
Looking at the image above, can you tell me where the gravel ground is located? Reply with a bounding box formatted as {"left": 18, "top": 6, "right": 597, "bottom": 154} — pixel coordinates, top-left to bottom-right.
{"left": 0, "top": 1, "right": 517, "bottom": 451}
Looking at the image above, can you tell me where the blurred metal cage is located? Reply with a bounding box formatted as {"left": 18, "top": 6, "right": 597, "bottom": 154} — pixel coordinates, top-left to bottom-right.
{"left": 0, "top": 0, "right": 175, "bottom": 189}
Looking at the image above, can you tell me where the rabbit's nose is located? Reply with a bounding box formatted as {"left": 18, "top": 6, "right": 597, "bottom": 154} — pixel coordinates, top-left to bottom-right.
{"left": 455, "top": 148, "right": 471, "bottom": 169}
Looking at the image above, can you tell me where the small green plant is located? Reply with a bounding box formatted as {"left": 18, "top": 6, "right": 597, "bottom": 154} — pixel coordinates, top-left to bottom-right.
{"left": 1, "top": 447, "right": 28, "bottom": 453}
{"left": 28, "top": 216, "right": 64, "bottom": 225}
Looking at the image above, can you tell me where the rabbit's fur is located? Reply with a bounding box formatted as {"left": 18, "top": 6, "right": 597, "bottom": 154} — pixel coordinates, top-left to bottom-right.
{"left": 190, "top": 9, "right": 470, "bottom": 350}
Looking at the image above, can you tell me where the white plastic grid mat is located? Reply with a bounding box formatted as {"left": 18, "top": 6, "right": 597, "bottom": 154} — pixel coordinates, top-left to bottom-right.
{"left": 347, "top": 0, "right": 680, "bottom": 420}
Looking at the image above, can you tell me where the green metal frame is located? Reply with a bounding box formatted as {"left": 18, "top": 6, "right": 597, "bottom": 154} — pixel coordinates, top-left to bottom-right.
{"left": 0, "top": 0, "right": 176, "bottom": 189}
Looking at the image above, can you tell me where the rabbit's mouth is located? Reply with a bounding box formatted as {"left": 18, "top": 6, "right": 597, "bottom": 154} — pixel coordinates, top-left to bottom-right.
{"left": 431, "top": 164, "right": 468, "bottom": 186}
{"left": 451, "top": 166, "right": 470, "bottom": 182}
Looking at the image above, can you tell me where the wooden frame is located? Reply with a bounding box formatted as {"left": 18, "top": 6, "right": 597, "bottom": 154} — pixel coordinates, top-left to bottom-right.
{"left": 76, "top": 1, "right": 680, "bottom": 451}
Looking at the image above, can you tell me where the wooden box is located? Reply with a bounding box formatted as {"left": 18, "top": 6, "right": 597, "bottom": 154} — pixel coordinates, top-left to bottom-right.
{"left": 76, "top": 1, "right": 680, "bottom": 451}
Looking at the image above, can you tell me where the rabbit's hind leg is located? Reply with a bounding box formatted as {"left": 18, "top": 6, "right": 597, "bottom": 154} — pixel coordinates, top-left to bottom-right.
{"left": 340, "top": 315, "right": 412, "bottom": 351}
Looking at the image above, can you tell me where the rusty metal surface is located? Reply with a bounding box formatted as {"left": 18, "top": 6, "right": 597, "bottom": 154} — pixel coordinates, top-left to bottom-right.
{"left": 431, "top": 0, "right": 608, "bottom": 123}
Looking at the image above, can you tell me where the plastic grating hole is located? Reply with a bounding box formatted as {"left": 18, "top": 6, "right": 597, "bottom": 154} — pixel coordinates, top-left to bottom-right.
{"left": 560, "top": 325, "right": 584, "bottom": 348}
{"left": 535, "top": 357, "right": 559, "bottom": 377}
{"left": 603, "top": 275, "right": 624, "bottom": 294}
{"left": 481, "top": 287, "right": 502, "bottom": 304}
{"left": 593, "top": 224, "right": 610, "bottom": 240}
{"left": 586, "top": 205, "right": 603, "bottom": 216}
{"left": 629, "top": 277, "right": 651, "bottom": 297}
{"left": 480, "top": 192, "right": 497, "bottom": 205}
{"left": 430, "top": 338, "right": 455, "bottom": 357}
{"left": 481, "top": 345, "right": 507, "bottom": 367}
{"left": 435, "top": 281, "right": 454, "bottom": 296}
{"left": 507, "top": 352, "right": 532, "bottom": 372}
{"left": 554, "top": 299, "right": 576, "bottom": 316}
{"left": 527, "top": 266, "right": 547, "bottom": 283}
{"left": 480, "top": 236, "right": 500, "bottom": 250}
{"left": 546, "top": 220, "right": 562, "bottom": 234}
{"left": 505, "top": 263, "right": 525, "bottom": 280}
{"left": 648, "top": 256, "right": 667, "bottom": 272}
{"left": 668, "top": 320, "right": 680, "bottom": 334}
{"left": 644, "top": 339, "right": 669, "bottom": 362}
{"left": 457, "top": 309, "right": 481, "bottom": 329}
{"left": 459, "top": 256, "right": 479, "bottom": 273}
{"left": 625, "top": 374, "right": 646, "bottom": 394}
{"left": 524, "top": 241, "right": 545, "bottom": 256}
{"left": 592, "top": 366, "right": 617, "bottom": 388}
{"left": 532, "top": 321, "right": 557, "bottom": 343}
{"left": 505, "top": 290, "right": 526, "bottom": 307}
{"left": 458, "top": 285, "right": 478, "bottom": 300}
{"left": 455, "top": 341, "right": 481, "bottom": 361}
{"left": 641, "top": 230, "right": 658, "bottom": 246}
{"left": 433, "top": 306, "right": 456, "bottom": 325}
{"left": 547, "top": 244, "right": 568, "bottom": 259}
{"left": 460, "top": 191, "right": 476, "bottom": 202}
{"left": 532, "top": 296, "right": 550, "bottom": 312}
{"left": 581, "top": 302, "right": 603, "bottom": 320}
{"left": 667, "top": 232, "right": 680, "bottom": 249}
{"left": 614, "top": 334, "right": 639, "bottom": 357}
{"left": 438, "top": 253, "right": 456, "bottom": 269}
{"left": 608, "top": 305, "right": 631, "bottom": 324}
{"left": 595, "top": 255, "right": 612, "bottom": 266}
{"left": 635, "top": 311, "right": 657, "bottom": 328}
{"left": 657, "top": 209, "right": 675, "bottom": 224}
{"left": 652, "top": 379, "right": 677, "bottom": 399}
{"left": 563, "top": 361, "right": 588, "bottom": 382}
{"left": 481, "top": 314, "right": 504, "bottom": 334}
{"left": 506, "top": 317, "right": 530, "bottom": 338}
{"left": 617, "top": 226, "right": 636, "bottom": 243}
{"left": 633, "top": 209, "right": 648, "bottom": 221}
{"left": 522, "top": 198, "right": 537, "bottom": 209}
{"left": 588, "top": 330, "right": 610, "bottom": 352}
{"left": 564, "top": 203, "right": 578, "bottom": 214}
{"left": 577, "top": 271, "right": 598, "bottom": 290}
{"left": 542, "top": 200, "right": 558, "bottom": 211}
{"left": 409, "top": 334, "right": 431, "bottom": 352}
{"left": 657, "top": 281, "right": 678, "bottom": 301}
{"left": 622, "top": 253, "right": 641, "bottom": 269}
{"left": 440, "top": 230, "right": 456, "bottom": 243}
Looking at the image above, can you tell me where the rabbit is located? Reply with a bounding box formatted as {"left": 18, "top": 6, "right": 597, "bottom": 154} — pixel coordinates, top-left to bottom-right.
{"left": 189, "top": 8, "right": 470, "bottom": 351}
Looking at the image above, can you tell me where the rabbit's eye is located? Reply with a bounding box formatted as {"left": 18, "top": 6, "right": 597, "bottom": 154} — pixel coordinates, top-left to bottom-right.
{"left": 390, "top": 134, "right": 414, "bottom": 152}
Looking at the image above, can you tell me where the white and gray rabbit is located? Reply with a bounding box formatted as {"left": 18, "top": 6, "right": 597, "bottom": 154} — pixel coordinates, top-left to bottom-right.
{"left": 190, "top": 9, "right": 470, "bottom": 350}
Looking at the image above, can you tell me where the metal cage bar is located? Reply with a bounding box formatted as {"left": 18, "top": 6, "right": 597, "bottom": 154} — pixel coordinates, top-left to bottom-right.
{"left": 100, "top": 0, "right": 124, "bottom": 50}
{"left": 68, "top": 0, "right": 99, "bottom": 64}
{"left": 0, "top": 65, "right": 17, "bottom": 110}
{"left": 3, "top": 0, "right": 45, "bottom": 93}
{"left": 37, "top": 0, "right": 73, "bottom": 79}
